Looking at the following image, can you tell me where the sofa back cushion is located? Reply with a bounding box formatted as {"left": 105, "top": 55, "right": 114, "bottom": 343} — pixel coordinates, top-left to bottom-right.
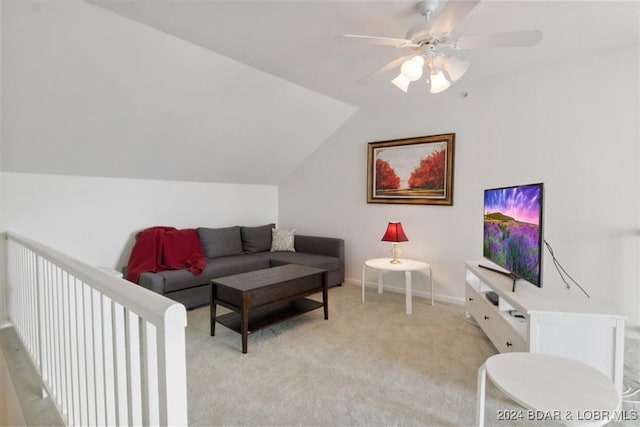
{"left": 197, "top": 226, "right": 244, "bottom": 259}
{"left": 240, "top": 223, "right": 275, "bottom": 254}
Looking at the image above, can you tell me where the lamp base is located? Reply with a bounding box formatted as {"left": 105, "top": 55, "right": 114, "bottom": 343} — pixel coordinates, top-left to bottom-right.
{"left": 390, "top": 243, "right": 401, "bottom": 264}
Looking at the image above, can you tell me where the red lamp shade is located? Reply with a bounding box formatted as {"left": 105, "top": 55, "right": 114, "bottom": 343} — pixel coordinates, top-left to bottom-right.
{"left": 381, "top": 222, "right": 409, "bottom": 242}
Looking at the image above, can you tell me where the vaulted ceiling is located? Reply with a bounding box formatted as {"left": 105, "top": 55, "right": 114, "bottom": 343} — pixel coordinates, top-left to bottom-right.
{"left": 2, "top": 1, "right": 638, "bottom": 185}
{"left": 91, "top": 0, "right": 640, "bottom": 106}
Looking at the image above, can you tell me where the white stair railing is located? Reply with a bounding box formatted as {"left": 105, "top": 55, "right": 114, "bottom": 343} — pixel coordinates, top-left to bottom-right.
{"left": 5, "top": 231, "right": 188, "bottom": 426}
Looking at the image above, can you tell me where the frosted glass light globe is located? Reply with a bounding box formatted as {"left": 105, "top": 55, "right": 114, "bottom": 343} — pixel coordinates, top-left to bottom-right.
{"left": 400, "top": 56, "right": 424, "bottom": 82}
{"left": 429, "top": 69, "right": 451, "bottom": 93}
{"left": 391, "top": 73, "right": 410, "bottom": 93}
{"left": 444, "top": 56, "right": 470, "bottom": 82}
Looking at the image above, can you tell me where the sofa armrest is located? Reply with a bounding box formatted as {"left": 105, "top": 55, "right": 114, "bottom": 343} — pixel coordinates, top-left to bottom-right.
{"left": 138, "top": 272, "right": 165, "bottom": 294}
{"left": 294, "top": 235, "right": 344, "bottom": 259}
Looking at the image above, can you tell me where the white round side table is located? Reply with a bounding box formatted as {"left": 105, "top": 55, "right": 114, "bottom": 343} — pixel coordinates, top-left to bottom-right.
{"left": 477, "top": 352, "right": 620, "bottom": 427}
{"left": 361, "top": 258, "right": 433, "bottom": 315}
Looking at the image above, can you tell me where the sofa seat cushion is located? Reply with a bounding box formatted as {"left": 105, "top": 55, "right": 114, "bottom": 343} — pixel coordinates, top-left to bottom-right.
{"left": 160, "top": 254, "right": 270, "bottom": 293}
{"left": 267, "top": 252, "right": 341, "bottom": 273}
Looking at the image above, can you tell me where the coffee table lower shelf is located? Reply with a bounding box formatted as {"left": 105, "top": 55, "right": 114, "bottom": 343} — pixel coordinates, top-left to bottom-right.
{"left": 216, "top": 298, "right": 323, "bottom": 335}
{"left": 211, "top": 264, "right": 328, "bottom": 353}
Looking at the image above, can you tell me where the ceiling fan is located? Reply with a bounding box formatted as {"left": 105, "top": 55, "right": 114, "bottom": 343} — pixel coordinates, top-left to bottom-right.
{"left": 344, "top": 0, "right": 542, "bottom": 94}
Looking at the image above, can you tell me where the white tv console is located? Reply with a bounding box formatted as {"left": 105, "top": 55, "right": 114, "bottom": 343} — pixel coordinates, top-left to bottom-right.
{"left": 465, "top": 261, "right": 625, "bottom": 394}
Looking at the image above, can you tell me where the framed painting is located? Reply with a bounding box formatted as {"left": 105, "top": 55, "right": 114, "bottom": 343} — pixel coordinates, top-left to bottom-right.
{"left": 367, "top": 133, "right": 455, "bottom": 205}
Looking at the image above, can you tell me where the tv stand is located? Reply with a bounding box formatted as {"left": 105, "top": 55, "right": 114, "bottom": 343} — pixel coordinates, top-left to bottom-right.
{"left": 478, "top": 264, "right": 517, "bottom": 291}
{"left": 465, "top": 261, "right": 625, "bottom": 395}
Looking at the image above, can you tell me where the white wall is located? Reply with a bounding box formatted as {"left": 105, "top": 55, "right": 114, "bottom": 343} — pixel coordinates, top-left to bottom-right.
{"left": 279, "top": 46, "right": 640, "bottom": 324}
{"left": 0, "top": 0, "right": 289, "bottom": 326}
{"left": 0, "top": 0, "right": 355, "bottom": 185}
{"left": 2, "top": 172, "right": 277, "bottom": 270}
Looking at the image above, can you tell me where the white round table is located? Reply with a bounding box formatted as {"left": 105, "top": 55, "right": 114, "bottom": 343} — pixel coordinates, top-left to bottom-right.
{"left": 361, "top": 258, "right": 433, "bottom": 315}
{"left": 477, "top": 352, "right": 620, "bottom": 427}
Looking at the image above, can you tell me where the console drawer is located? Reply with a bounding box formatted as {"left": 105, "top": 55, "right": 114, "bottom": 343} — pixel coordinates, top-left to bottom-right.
{"left": 465, "top": 283, "right": 493, "bottom": 323}
{"left": 488, "top": 312, "right": 528, "bottom": 353}
{"left": 465, "top": 283, "right": 527, "bottom": 353}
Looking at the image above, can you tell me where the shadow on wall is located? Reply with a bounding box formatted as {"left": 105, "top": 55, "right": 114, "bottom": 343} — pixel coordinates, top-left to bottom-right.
{"left": 116, "top": 231, "right": 138, "bottom": 274}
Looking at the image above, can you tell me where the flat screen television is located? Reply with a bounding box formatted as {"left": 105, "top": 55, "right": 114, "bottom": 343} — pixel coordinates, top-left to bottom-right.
{"left": 482, "top": 183, "right": 544, "bottom": 289}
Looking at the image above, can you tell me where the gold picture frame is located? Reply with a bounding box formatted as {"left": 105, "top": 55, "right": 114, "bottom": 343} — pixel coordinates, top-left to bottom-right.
{"left": 367, "top": 133, "right": 455, "bottom": 205}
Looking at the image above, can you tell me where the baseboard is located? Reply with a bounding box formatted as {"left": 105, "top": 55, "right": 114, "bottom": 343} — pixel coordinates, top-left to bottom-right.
{"left": 343, "top": 278, "right": 464, "bottom": 306}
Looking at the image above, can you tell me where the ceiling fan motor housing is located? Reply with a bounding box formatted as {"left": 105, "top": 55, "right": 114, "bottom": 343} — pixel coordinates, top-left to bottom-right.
{"left": 406, "top": 25, "right": 449, "bottom": 47}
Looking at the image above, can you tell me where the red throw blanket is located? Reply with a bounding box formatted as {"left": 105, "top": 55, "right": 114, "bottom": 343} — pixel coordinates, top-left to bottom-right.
{"left": 125, "top": 226, "right": 205, "bottom": 283}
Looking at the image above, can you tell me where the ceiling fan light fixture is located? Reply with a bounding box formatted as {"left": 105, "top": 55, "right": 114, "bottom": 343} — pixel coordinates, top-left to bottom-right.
{"left": 429, "top": 69, "right": 450, "bottom": 93}
{"left": 391, "top": 73, "right": 411, "bottom": 93}
{"left": 443, "top": 56, "right": 470, "bottom": 82}
{"left": 400, "top": 55, "right": 424, "bottom": 81}
{"left": 345, "top": 1, "right": 542, "bottom": 97}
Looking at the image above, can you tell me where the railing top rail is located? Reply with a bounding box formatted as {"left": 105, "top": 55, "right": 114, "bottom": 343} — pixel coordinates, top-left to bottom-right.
{"left": 5, "top": 231, "right": 186, "bottom": 328}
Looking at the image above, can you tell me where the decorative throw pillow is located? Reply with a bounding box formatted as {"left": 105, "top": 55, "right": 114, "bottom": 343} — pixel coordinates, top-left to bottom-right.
{"left": 270, "top": 228, "right": 296, "bottom": 252}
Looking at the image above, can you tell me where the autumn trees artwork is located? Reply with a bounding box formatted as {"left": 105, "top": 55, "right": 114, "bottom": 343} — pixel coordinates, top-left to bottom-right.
{"left": 367, "top": 134, "right": 455, "bottom": 205}
{"left": 408, "top": 149, "right": 446, "bottom": 190}
{"left": 375, "top": 159, "right": 401, "bottom": 190}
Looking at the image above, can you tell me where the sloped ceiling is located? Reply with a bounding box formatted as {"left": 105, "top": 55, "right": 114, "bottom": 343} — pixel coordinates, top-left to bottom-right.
{"left": 0, "top": 0, "right": 356, "bottom": 185}
{"left": 2, "top": 0, "right": 638, "bottom": 185}
{"left": 90, "top": 0, "right": 640, "bottom": 106}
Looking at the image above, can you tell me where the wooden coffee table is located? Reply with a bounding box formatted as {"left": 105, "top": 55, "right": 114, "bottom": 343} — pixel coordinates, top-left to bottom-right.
{"left": 210, "top": 264, "right": 328, "bottom": 353}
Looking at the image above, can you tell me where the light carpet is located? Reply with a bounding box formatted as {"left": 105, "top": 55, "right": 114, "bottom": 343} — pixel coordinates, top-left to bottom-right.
{"left": 2, "top": 283, "right": 639, "bottom": 426}
{"left": 187, "top": 284, "right": 523, "bottom": 426}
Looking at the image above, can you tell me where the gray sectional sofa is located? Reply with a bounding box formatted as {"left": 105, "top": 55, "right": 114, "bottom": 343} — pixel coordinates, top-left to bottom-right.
{"left": 138, "top": 223, "right": 345, "bottom": 309}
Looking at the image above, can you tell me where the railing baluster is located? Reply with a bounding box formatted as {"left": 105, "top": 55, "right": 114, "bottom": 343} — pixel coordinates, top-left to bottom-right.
{"left": 140, "top": 319, "right": 150, "bottom": 427}
{"left": 58, "top": 269, "right": 66, "bottom": 421}
{"left": 92, "top": 289, "right": 106, "bottom": 426}
{"left": 76, "top": 278, "right": 88, "bottom": 426}
{"left": 4, "top": 232, "right": 188, "bottom": 426}
{"left": 157, "top": 305, "right": 188, "bottom": 425}
{"left": 31, "top": 251, "right": 37, "bottom": 364}
{"left": 62, "top": 271, "right": 72, "bottom": 423}
{"left": 83, "top": 281, "right": 96, "bottom": 425}
{"left": 17, "top": 246, "right": 23, "bottom": 347}
{"left": 26, "top": 250, "right": 32, "bottom": 358}
{"left": 101, "top": 295, "right": 116, "bottom": 427}
{"left": 36, "top": 255, "right": 45, "bottom": 399}
{"left": 41, "top": 258, "right": 49, "bottom": 391}
{"left": 125, "top": 309, "right": 143, "bottom": 425}
{"left": 113, "top": 301, "right": 128, "bottom": 426}
{"left": 68, "top": 275, "right": 79, "bottom": 426}
{"left": 45, "top": 261, "right": 53, "bottom": 394}
{"left": 54, "top": 265, "right": 62, "bottom": 411}
{"left": 143, "top": 322, "right": 159, "bottom": 426}
{"left": 18, "top": 246, "right": 25, "bottom": 346}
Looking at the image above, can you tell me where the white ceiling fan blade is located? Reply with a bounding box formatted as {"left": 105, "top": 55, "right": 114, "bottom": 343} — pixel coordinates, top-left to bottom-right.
{"left": 342, "top": 34, "right": 417, "bottom": 48}
{"left": 428, "top": 0, "right": 480, "bottom": 34}
{"left": 450, "top": 30, "right": 543, "bottom": 49}
{"left": 356, "top": 54, "right": 414, "bottom": 84}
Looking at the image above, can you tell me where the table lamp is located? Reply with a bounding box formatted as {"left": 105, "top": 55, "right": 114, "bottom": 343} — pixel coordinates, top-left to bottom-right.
{"left": 381, "top": 222, "right": 408, "bottom": 264}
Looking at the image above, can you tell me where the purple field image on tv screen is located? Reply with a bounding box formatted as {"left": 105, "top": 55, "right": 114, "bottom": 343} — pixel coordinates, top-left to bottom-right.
{"left": 483, "top": 183, "right": 543, "bottom": 285}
